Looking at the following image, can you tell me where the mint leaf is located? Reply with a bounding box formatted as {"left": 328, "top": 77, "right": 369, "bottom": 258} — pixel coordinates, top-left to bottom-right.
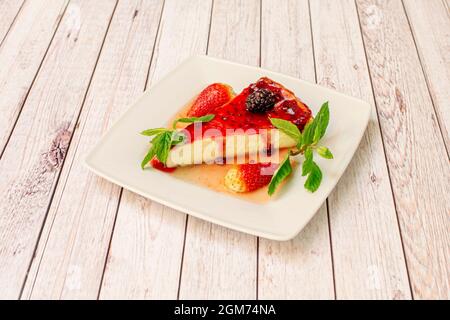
{"left": 140, "top": 128, "right": 167, "bottom": 136}
{"left": 269, "top": 118, "right": 302, "bottom": 144}
{"left": 268, "top": 153, "right": 292, "bottom": 196}
{"left": 302, "top": 147, "right": 314, "bottom": 176}
{"left": 304, "top": 161, "right": 322, "bottom": 192}
{"left": 154, "top": 131, "right": 173, "bottom": 164}
{"left": 313, "top": 102, "right": 330, "bottom": 143}
{"left": 141, "top": 133, "right": 166, "bottom": 169}
{"left": 172, "top": 114, "right": 215, "bottom": 128}
{"left": 141, "top": 130, "right": 174, "bottom": 168}
{"left": 300, "top": 119, "right": 317, "bottom": 147}
{"left": 304, "top": 147, "right": 313, "bottom": 162}
{"left": 300, "top": 101, "right": 330, "bottom": 147}
{"left": 141, "top": 145, "right": 156, "bottom": 169}
{"left": 316, "top": 146, "right": 333, "bottom": 159}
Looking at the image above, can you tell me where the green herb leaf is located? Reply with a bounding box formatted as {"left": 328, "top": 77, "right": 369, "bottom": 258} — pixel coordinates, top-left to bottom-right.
{"left": 141, "top": 130, "right": 174, "bottom": 168}
{"left": 269, "top": 118, "right": 302, "bottom": 144}
{"left": 154, "top": 131, "right": 173, "bottom": 164}
{"left": 304, "top": 147, "right": 313, "bottom": 162}
{"left": 141, "top": 132, "right": 167, "bottom": 169}
{"left": 140, "top": 128, "right": 168, "bottom": 136}
{"left": 141, "top": 145, "right": 156, "bottom": 169}
{"left": 302, "top": 147, "right": 314, "bottom": 176}
{"left": 316, "top": 146, "right": 333, "bottom": 159}
{"left": 304, "top": 161, "right": 322, "bottom": 192}
{"left": 268, "top": 153, "right": 292, "bottom": 196}
{"left": 172, "top": 114, "right": 215, "bottom": 129}
{"left": 300, "top": 119, "right": 317, "bottom": 147}
{"left": 313, "top": 102, "right": 330, "bottom": 143}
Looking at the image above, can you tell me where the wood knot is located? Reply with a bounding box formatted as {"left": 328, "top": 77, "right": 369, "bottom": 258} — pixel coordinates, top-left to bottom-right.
{"left": 44, "top": 127, "right": 72, "bottom": 170}
{"left": 320, "top": 77, "right": 336, "bottom": 90}
{"left": 395, "top": 87, "right": 406, "bottom": 113}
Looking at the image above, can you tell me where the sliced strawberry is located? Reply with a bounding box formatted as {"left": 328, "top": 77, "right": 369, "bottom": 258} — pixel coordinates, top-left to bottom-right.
{"left": 224, "top": 163, "right": 278, "bottom": 193}
{"left": 150, "top": 157, "right": 176, "bottom": 173}
{"left": 187, "top": 83, "right": 234, "bottom": 117}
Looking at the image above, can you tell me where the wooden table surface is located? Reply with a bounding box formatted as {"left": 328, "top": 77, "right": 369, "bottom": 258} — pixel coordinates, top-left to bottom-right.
{"left": 0, "top": 0, "right": 448, "bottom": 300}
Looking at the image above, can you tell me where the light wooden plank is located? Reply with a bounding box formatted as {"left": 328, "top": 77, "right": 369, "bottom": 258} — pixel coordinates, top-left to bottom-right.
{"left": 403, "top": 0, "right": 450, "bottom": 150}
{"left": 258, "top": 0, "right": 334, "bottom": 300}
{"left": 99, "top": 0, "right": 213, "bottom": 299}
{"left": 0, "top": 0, "right": 68, "bottom": 154}
{"left": 177, "top": 0, "right": 259, "bottom": 300}
{"left": 357, "top": 0, "right": 450, "bottom": 299}
{"left": 310, "top": 0, "right": 411, "bottom": 300}
{"left": 0, "top": 0, "right": 24, "bottom": 45}
{"left": 0, "top": 0, "right": 117, "bottom": 299}
{"left": 21, "top": 0, "right": 164, "bottom": 300}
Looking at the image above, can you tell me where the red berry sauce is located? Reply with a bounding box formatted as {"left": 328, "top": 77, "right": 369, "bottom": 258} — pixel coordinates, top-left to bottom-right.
{"left": 182, "top": 77, "right": 312, "bottom": 143}
{"left": 150, "top": 157, "right": 176, "bottom": 173}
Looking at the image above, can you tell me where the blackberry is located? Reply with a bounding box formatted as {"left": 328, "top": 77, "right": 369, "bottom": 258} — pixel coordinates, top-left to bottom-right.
{"left": 246, "top": 88, "right": 276, "bottom": 113}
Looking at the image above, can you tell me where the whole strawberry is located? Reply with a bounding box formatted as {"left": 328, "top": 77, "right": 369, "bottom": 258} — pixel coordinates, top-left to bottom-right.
{"left": 224, "top": 163, "right": 279, "bottom": 193}
{"left": 187, "top": 83, "right": 234, "bottom": 117}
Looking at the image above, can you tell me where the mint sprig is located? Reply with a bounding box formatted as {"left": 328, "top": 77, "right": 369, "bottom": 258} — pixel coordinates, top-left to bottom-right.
{"left": 140, "top": 114, "right": 215, "bottom": 168}
{"left": 172, "top": 114, "right": 215, "bottom": 129}
{"left": 140, "top": 128, "right": 167, "bottom": 136}
{"left": 268, "top": 101, "right": 333, "bottom": 195}
{"left": 140, "top": 130, "right": 176, "bottom": 169}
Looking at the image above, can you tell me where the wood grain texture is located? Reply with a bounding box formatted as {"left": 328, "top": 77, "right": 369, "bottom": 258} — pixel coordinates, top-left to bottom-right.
{"left": 176, "top": 0, "right": 260, "bottom": 300}
{"left": 0, "top": 0, "right": 117, "bottom": 299}
{"left": 0, "top": 0, "right": 447, "bottom": 301}
{"left": 100, "top": 0, "right": 213, "bottom": 299}
{"left": 357, "top": 0, "right": 450, "bottom": 299}
{"left": 258, "top": 0, "right": 334, "bottom": 300}
{"left": 21, "top": 0, "right": 164, "bottom": 299}
{"left": 310, "top": 0, "right": 411, "bottom": 299}
{"left": 403, "top": 0, "right": 450, "bottom": 151}
{"left": 0, "top": 0, "right": 68, "bottom": 155}
{"left": 0, "top": 0, "right": 24, "bottom": 45}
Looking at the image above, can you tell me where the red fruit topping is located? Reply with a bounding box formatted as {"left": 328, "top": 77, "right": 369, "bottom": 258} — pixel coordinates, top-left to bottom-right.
{"left": 182, "top": 77, "right": 312, "bottom": 143}
{"left": 187, "top": 83, "right": 235, "bottom": 117}
{"left": 224, "top": 162, "right": 279, "bottom": 193}
{"left": 150, "top": 157, "right": 176, "bottom": 173}
{"left": 240, "top": 163, "right": 277, "bottom": 192}
{"left": 273, "top": 99, "right": 312, "bottom": 129}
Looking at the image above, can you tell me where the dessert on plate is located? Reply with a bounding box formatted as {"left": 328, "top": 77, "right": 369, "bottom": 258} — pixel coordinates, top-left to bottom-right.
{"left": 140, "top": 77, "right": 332, "bottom": 199}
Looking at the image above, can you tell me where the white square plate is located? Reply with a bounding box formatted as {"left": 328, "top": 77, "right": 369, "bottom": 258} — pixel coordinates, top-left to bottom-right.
{"left": 85, "top": 55, "right": 370, "bottom": 241}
